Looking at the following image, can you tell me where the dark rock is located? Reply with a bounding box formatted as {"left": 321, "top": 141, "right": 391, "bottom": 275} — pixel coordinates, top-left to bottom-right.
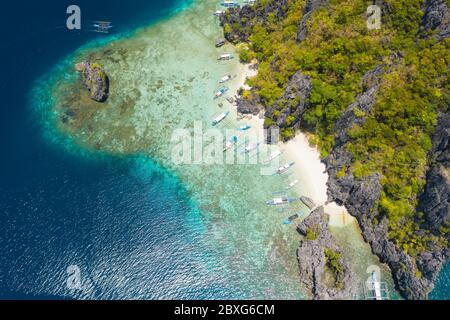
{"left": 236, "top": 96, "right": 262, "bottom": 115}
{"left": 418, "top": 110, "right": 450, "bottom": 239}
{"left": 296, "top": 0, "right": 328, "bottom": 42}
{"left": 265, "top": 71, "right": 312, "bottom": 129}
{"left": 75, "top": 61, "right": 110, "bottom": 102}
{"left": 324, "top": 66, "right": 449, "bottom": 299}
{"left": 296, "top": 207, "right": 358, "bottom": 299}
{"left": 419, "top": 0, "right": 450, "bottom": 40}
{"left": 220, "top": 0, "right": 289, "bottom": 43}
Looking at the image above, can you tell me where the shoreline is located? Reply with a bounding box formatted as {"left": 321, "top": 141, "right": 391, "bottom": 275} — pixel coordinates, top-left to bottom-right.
{"left": 40, "top": 0, "right": 396, "bottom": 299}
{"left": 234, "top": 62, "right": 355, "bottom": 228}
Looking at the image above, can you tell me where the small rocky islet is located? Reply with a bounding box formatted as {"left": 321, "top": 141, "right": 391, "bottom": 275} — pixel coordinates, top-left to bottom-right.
{"left": 75, "top": 61, "right": 110, "bottom": 103}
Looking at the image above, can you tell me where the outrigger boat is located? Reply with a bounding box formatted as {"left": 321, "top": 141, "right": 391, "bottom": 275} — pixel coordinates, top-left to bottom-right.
{"left": 277, "top": 162, "right": 295, "bottom": 175}
{"left": 218, "top": 53, "right": 234, "bottom": 61}
{"left": 264, "top": 150, "right": 282, "bottom": 163}
{"left": 214, "top": 87, "right": 229, "bottom": 99}
{"left": 212, "top": 111, "right": 230, "bottom": 126}
{"left": 286, "top": 180, "right": 299, "bottom": 189}
{"left": 283, "top": 213, "right": 300, "bottom": 225}
{"left": 266, "top": 196, "right": 298, "bottom": 206}
{"left": 221, "top": 0, "right": 239, "bottom": 8}
{"left": 213, "top": 10, "right": 224, "bottom": 16}
{"left": 244, "top": 0, "right": 257, "bottom": 5}
{"left": 90, "top": 21, "right": 113, "bottom": 33}
{"left": 223, "top": 135, "right": 239, "bottom": 152}
{"left": 215, "top": 38, "right": 226, "bottom": 48}
{"left": 219, "top": 74, "right": 236, "bottom": 83}
{"left": 237, "top": 124, "right": 251, "bottom": 131}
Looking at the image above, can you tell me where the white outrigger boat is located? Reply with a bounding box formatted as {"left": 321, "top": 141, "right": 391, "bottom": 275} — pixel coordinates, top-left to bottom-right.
{"left": 219, "top": 74, "right": 236, "bottom": 83}
{"left": 277, "top": 162, "right": 295, "bottom": 175}
{"left": 266, "top": 195, "right": 297, "bottom": 206}
{"left": 286, "top": 179, "right": 299, "bottom": 189}
{"left": 213, "top": 10, "right": 224, "bottom": 16}
{"left": 218, "top": 53, "right": 234, "bottom": 61}
{"left": 221, "top": 0, "right": 239, "bottom": 8}
{"left": 223, "top": 135, "right": 239, "bottom": 152}
{"left": 264, "top": 150, "right": 282, "bottom": 163}
{"left": 212, "top": 111, "right": 230, "bottom": 126}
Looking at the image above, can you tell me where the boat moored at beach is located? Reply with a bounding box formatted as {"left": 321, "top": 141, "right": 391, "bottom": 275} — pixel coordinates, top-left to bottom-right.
{"left": 218, "top": 53, "right": 234, "bottom": 61}
{"left": 215, "top": 38, "right": 226, "bottom": 47}
{"left": 219, "top": 74, "right": 236, "bottom": 83}
{"left": 266, "top": 196, "right": 298, "bottom": 206}
{"left": 221, "top": 0, "right": 239, "bottom": 8}
{"left": 264, "top": 150, "right": 282, "bottom": 163}
{"left": 276, "top": 162, "right": 295, "bottom": 175}
{"left": 213, "top": 10, "right": 224, "bottom": 16}
{"left": 212, "top": 111, "right": 230, "bottom": 126}
{"left": 214, "top": 87, "right": 229, "bottom": 99}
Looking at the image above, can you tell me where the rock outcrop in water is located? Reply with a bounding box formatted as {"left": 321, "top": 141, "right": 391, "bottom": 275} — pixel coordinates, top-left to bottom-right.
{"left": 75, "top": 61, "right": 110, "bottom": 102}
{"left": 296, "top": 207, "right": 357, "bottom": 299}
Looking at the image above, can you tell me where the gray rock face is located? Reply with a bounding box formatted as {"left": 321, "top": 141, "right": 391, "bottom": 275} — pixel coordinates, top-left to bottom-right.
{"left": 296, "top": 0, "right": 328, "bottom": 42}
{"left": 265, "top": 71, "right": 312, "bottom": 129}
{"left": 296, "top": 207, "right": 358, "bottom": 299}
{"left": 334, "top": 66, "right": 384, "bottom": 147}
{"left": 236, "top": 96, "right": 262, "bottom": 115}
{"left": 418, "top": 111, "right": 450, "bottom": 239}
{"left": 324, "top": 67, "right": 449, "bottom": 299}
{"left": 75, "top": 61, "right": 109, "bottom": 102}
{"left": 220, "top": 0, "right": 289, "bottom": 43}
{"left": 420, "top": 0, "right": 450, "bottom": 40}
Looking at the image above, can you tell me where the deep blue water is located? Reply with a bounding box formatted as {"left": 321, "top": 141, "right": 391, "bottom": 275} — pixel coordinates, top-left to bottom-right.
{"left": 0, "top": 0, "right": 244, "bottom": 300}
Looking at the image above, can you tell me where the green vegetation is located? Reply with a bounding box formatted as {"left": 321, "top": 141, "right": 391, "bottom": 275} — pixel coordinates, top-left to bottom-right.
{"left": 226, "top": 0, "right": 450, "bottom": 260}
{"left": 305, "top": 228, "right": 318, "bottom": 240}
{"left": 324, "top": 248, "right": 344, "bottom": 285}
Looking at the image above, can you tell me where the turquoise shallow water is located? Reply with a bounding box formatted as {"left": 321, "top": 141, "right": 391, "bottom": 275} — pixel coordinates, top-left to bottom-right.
{"left": 6, "top": 0, "right": 447, "bottom": 300}
{"left": 25, "top": 0, "right": 306, "bottom": 299}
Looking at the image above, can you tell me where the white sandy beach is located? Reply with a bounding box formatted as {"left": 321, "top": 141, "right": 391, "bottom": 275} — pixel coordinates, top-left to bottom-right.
{"left": 234, "top": 62, "right": 355, "bottom": 227}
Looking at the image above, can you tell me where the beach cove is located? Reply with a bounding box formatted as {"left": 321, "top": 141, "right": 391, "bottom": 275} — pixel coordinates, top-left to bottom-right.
{"left": 33, "top": 0, "right": 397, "bottom": 299}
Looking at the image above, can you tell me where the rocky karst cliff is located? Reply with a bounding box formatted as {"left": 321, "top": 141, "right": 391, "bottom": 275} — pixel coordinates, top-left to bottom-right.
{"left": 75, "top": 61, "right": 110, "bottom": 102}
{"left": 296, "top": 0, "right": 328, "bottom": 42}
{"left": 222, "top": 0, "right": 450, "bottom": 299}
{"left": 419, "top": 0, "right": 450, "bottom": 40}
{"left": 297, "top": 207, "right": 358, "bottom": 299}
